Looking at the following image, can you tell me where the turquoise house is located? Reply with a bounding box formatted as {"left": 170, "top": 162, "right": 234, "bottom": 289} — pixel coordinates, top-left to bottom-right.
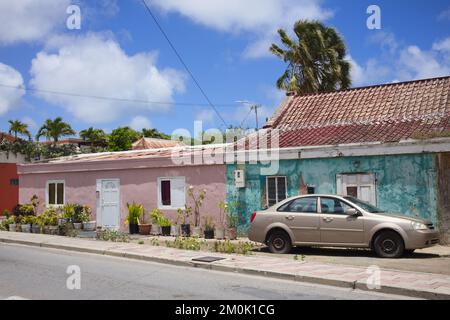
{"left": 226, "top": 76, "right": 450, "bottom": 243}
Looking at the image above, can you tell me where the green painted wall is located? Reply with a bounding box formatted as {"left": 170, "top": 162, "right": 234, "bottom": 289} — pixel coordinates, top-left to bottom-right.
{"left": 226, "top": 154, "right": 437, "bottom": 233}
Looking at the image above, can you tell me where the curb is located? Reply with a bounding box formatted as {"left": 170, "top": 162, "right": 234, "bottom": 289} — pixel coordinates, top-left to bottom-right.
{"left": 1, "top": 236, "right": 450, "bottom": 300}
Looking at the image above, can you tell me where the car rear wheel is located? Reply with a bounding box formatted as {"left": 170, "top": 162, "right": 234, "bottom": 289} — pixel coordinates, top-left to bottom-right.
{"left": 373, "top": 231, "right": 404, "bottom": 258}
{"left": 267, "top": 230, "right": 292, "bottom": 254}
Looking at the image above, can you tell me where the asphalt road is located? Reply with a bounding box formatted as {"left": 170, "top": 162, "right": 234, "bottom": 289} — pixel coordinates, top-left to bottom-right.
{"left": 0, "top": 243, "right": 411, "bottom": 300}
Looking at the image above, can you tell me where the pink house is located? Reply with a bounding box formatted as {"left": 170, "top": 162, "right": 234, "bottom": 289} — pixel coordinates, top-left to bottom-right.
{"left": 17, "top": 146, "right": 227, "bottom": 232}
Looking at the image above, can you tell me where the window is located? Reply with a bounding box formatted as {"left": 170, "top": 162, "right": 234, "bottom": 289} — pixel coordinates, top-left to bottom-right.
{"left": 10, "top": 179, "right": 19, "bottom": 186}
{"left": 320, "top": 197, "right": 353, "bottom": 215}
{"left": 157, "top": 177, "right": 185, "bottom": 209}
{"left": 279, "top": 197, "right": 318, "bottom": 213}
{"left": 47, "top": 181, "right": 65, "bottom": 206}
{"left": 266, "top": 176, "right": 287, "bottom": 207}
{"left": 336, "top": 173, "right": 376, "bottom": 205}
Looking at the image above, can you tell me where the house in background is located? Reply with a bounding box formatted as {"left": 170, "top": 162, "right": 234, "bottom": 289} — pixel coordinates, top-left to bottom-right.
{"left": 18, "top": 145, "right": 227, "bottom": 231}
{"left": 227, "top": 76, "right": 450, "bottom": 242}
{"left": 132, "top": 137, "right": 185, "bottom": 150}
{"left": 0, "top": 132, "right": 26, "bottom": 214}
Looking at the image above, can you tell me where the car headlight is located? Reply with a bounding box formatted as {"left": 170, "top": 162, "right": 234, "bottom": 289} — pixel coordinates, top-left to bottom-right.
{"left": 411, "top": 221, "right": 428, "bottom": 230}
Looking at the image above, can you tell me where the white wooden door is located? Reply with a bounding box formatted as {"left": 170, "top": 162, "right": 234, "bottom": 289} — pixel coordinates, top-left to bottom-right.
{"left": 336, "top": 173, "right": 376, "bottom": 205}
{"left": 97, "top": 179, "right": 120, "bottom": 229}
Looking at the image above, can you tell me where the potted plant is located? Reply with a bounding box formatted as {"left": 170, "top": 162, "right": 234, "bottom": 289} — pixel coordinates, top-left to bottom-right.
{"left": 81, "top": 206, "right": 96, "bottom": 231}
{"left": 159, "top": 217, "right": 172, "bottom": 236}
{"left": 126, "top": 202, "right": 143, "bottom": 234}
{"left": 150, "top": 209, "right": 163, "bottom": 235}
{"left": 61, "top": 203, "right": 76, "bottom": 226}
{"left": 170, "top": 221, "right": 179, "bottom": 237}
{"left": 33, "top": 214, "right": 45, "bottom": 234}
{"left": 203, "top": 214, "right": 215, "bottom": 239}
{"left": 20, "top": 215, "right": 32, "bottom": 233}
{"left": 215, "top": 201, "right": 227, "bottom": 240}
{"left": 226, "top": 212, "right": 238, "bottom": 240}
{"left": 5, "top": 216, "right": 16, "bottom": 232}
{"left": 177, "top": 206, "right": 192, "bottom": 237}
{"left": 72, "top": 204, "right": 84, "bottom": 229}
{"left": 187, "top": 186, "right": 206, "bottom": 237}
{"left": 42, "top": 207, "right": 59, "bottom": 235}
{"left": 138, "top": 209, "right": 151, "bottom": 235}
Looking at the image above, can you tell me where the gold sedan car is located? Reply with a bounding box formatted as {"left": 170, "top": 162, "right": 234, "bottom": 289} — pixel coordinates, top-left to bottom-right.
{"left": 248, "top": 195, "right": 440, "bottom": 258}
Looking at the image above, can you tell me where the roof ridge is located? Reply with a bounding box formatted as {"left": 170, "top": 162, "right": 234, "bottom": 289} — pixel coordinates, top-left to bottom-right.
{"left": 288, "top": 75, "right": 450, "bottom": 99}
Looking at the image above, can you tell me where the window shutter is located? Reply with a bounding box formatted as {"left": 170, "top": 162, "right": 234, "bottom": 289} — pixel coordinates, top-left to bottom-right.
{"left": 170, "top": 178, "right": 186, "bottom": 209}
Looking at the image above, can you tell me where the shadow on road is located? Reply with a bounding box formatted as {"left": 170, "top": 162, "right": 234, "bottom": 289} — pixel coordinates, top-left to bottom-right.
{"left": 255, "top": 246, "right": 440, "bottom": 259}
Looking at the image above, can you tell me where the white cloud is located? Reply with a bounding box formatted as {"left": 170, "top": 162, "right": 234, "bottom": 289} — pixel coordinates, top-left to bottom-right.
{"left": 438, "top": 7, "right": 450, "bottom": 21}
{"left": 0, "top": 0, "right": 71, "bottom": 45}
{"left": 0, "top": 63, "right": 25, "bottom": 115}
{"left": 433, "top": 37, "right": 450, "bottom": 53}
{"left": 130, "top": 116, "right": 152, "bottom": 131}
{"left": 349, "top": 34, "right": 450, "bottom": 87}
{"left": 30, "top": 33, "right": 186, "bottom": 124}
{"left": 195, "top": 109, "right": 216, "bottom": 124}
{"left": 398, "top": 46, "right": 450, "bottom": 80}
{"left": 151, "top": 0, "right": 333, "bottom": 58}
{"left": 21, "top": 116, "right": 38, "bottom": 130}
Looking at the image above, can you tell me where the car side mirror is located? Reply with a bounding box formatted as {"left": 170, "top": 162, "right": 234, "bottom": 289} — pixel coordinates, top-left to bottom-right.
{"left": 347, "top": 208, "right": 361, "bottom": 216}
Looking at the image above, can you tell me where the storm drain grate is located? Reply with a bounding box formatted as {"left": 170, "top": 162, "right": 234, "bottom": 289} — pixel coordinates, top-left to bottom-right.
{"left": 192, "top": 256, "right": 226, "bottom": 263}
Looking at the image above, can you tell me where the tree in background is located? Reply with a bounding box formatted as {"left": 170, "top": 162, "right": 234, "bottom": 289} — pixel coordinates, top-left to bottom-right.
{"left": 36, "top": 117, "right": 76, "bottom": 143}
{"left": 108, "top": 127, "right": 139, "bottom": 151}
{"left": 8, "top": 120, "right": 31, "bottom": 140}
{"left": 79, "top": 127, "right": 108, "bottom": 147}
{"left": 141, "top": 128, "right": 171, "bottom": 140}
{"left": 270, "top": 20, "right": 351, "bottom": 95}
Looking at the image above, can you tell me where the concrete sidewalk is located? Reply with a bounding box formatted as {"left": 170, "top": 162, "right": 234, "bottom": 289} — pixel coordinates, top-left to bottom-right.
{"left": 1, "top": 231, "right": 449, "bottom": 300}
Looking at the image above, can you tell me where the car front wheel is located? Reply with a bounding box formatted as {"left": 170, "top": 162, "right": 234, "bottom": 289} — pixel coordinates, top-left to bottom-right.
{"left": 267, "top": 230, "right": 292, "bottom": 254}
{"left": 373, "top": 231, "right": 405, "bottom": 258}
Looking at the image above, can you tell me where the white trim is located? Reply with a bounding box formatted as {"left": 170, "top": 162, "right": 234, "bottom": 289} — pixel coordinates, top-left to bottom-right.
{"left": 266, "top": 176, "right": 288, "bottom": 207}
{"left": 45, "top": 180, "right": 65, "bottom": 207}
{"left": 157, "top": 176, "right": 186, "bottom": 210}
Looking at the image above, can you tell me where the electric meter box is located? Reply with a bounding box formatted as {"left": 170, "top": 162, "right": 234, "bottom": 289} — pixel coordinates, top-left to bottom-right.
{"left": 234, "top": 170, "right": 245, "bottom": 188}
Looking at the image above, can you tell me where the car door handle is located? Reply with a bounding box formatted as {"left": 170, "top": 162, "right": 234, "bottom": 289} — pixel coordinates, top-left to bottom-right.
{"left": 323, "top": 217, "right": 333, "bottom": 222}
{"left": 285, "top": 215, "right": 294, "bottom": 221}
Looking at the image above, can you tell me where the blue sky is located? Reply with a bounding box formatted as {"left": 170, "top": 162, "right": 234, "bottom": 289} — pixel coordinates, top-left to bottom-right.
{"left": 0, "top": 0, "right": 449, "bottom": 137}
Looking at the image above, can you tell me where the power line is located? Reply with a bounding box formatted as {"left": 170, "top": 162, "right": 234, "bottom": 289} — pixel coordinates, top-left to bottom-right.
{"left": 141, "top": 0, "right": 228, "bottom": 127}
{"left": 0, "top": 83, "right": 240, "bottom": 108}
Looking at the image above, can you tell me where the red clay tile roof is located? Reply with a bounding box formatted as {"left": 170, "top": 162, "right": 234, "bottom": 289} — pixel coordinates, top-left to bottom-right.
{"left": 264, "top": 76, "right": 450, "bottom": 147}
{"left": 0, "top": 132, "right": 16, "bottom": 142}
{"left": 132, "top": 137, "right": 185, "bottom": 150}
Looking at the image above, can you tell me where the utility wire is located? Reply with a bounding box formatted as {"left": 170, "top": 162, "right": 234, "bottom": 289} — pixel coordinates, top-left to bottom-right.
{"left": 0, "top": 83, "right": 239, "bottom": 108}
{"left": 141, "top": 0, "right": 228, "bottom": 127}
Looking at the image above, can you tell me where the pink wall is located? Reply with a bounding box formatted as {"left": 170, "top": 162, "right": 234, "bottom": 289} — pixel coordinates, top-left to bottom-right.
{"left": 19, "top": 164, "right": 226, "bottom": 232}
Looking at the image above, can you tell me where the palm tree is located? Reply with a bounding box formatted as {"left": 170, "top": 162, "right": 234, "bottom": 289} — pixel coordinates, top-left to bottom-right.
{"left": 270, "top": 20, "right": 351, "bottom": 95}
{"left": 8, "top": 120, "right": 31, "bottom": 140}
{"left": 36, "top": 117, "right": 76, "bottom": 143}
{"left": 79, "top": 127, "right": 107, "bottom": 146}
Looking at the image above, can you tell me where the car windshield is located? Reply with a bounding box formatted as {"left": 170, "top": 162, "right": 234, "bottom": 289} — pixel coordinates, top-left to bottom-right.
{"left": 343, "top": 196, "right": 385, "bottom": 213}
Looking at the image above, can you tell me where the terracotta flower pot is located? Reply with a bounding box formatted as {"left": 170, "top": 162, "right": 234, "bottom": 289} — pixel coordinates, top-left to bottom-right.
{"left": 226, "top": 228, "right": 237, "bottom": 240}
{"left": 138, "top": 224, "right": 151, "bottom": 235}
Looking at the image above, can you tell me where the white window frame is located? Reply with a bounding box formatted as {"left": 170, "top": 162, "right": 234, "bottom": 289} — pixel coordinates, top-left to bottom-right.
{"left": 336, "top": 173, "right": 377, "bottom": 205}
{"left": 46, "top": 180, "right": 65, "bottom": 207}
{"left": 157, "top": 177, "right": 186, "bottom": 210}
{"left": 266, "top": 176, "right": 288, "bottom": 207}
